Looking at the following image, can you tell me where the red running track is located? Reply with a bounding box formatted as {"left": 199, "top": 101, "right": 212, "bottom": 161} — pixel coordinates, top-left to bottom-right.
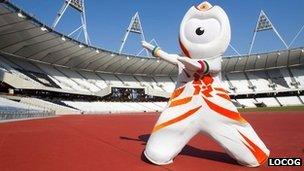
{"left": 0, "top": 112, "right": 303, "bottom": 171}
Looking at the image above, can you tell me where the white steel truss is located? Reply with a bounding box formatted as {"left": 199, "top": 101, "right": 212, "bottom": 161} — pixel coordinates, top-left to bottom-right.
{"left": 289, "top": 24, "right": 304, "bottom": 48}
{"left": 52, "top": 0, "right": 90, "bottom": 45}
{"left": 119, "top": 12, "right": 149, "bottom": 57}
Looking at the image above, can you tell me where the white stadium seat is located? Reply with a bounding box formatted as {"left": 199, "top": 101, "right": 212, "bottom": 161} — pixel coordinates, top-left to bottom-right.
{"left": 135, "top": 76, "right": 163, "bottom": 91}
{"left": 0, "top": 97, "right": 55, "bottom": 120}
{"left": 236, "top": 98, "right": 257, "bottom": 108}
{"left": 97, "top": 73, "right": 124, "bottom": 87}
{"left": 220, "top": 76, "right": 232, "bottom": 92}
{"left": 226, "top": 73, "right": 252, "bottom": 93}
{"left": 0, "top": 97, "right": 43, "bottom": 111}
{"left": 300, "top": 96, "right": 304, "bottom": 103}
{"left": 246, "top": 71, "right": 273, "bottom": 93}
{"left": 267, "top": 69, "right": 289, "bottom": 91}
{"left": 78, "top": 70, "right": 108, "bottom": 89}
{"left": 279, "top": 68, "right": 296, "bottom": 89}
{"left": 116, "top": 75, "right": 141, "bottom": 87}
{"left": 56, "top": 67, "right": 101, "bottom": 92}
{"left": 154, "top": 76, "right": 176, "bottom": 93}
{"left": 290, "top": 67, "right": 304, "bottom": 88}
{"left": 255, "top": 97, "right": 280, "bottom": 107}
{"left": 276, "top": 96, "right": 302, "bottom": 106}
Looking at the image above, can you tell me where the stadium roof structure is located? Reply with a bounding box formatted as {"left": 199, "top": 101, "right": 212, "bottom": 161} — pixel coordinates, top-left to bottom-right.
{"left": 0, "top": 1, "right": 303, "bottom": 76}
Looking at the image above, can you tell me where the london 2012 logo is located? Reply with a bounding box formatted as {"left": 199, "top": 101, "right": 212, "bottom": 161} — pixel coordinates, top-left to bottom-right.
{"left": 268, "top": 158, "right": 302, "bottom": 166}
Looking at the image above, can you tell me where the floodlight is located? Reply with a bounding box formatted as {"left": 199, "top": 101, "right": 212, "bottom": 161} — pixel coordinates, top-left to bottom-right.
{"left": 17, "top": 12, "right": 25, "bottom": 19}
{"left": 67, "top": 0, "right": 83, "bottom": 12}
{"left": 41, "top": 27, "right": 48, "bottom": 31}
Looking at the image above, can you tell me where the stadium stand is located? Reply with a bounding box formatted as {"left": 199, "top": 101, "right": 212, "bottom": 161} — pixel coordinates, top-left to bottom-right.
{"left": 19, "top": 97, "right": 80, "bottom": 115}
{"left": 0, "top": 1, "right": 303, "bottom": 119}
{"left": 62, "top": 101, "right": 167, "bottom": 114}
{"left": 0, "top": 96, "right": 54, "bottom": 120}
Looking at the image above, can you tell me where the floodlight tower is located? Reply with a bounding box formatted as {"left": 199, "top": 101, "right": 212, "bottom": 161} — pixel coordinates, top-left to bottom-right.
{"left": 52, "top": 0, "right": 90, "bottom": 45}
{"left": 119, "top": 12, "right": 149, "bottom": 57}
{"left": 248, "top": 10, "right": 288, "bottom": 55}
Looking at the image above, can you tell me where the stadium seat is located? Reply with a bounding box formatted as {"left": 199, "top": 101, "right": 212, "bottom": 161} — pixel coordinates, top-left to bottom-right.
{"left": 276, "top": 96, "right": 302, "bottom": 106}
{"left": 255, "top": 97, "right": 281, "bottom": 107}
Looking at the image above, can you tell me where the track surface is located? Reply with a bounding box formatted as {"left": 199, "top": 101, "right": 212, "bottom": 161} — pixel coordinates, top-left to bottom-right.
{"left": 0, "top": 112, "right": 303, "bottom": 171}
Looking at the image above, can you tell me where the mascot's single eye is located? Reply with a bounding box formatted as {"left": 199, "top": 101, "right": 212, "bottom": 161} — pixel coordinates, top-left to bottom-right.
{"left": 195, "top": 27, "right": 204, "bottom": 35}
{"left": 184, "top": 18, "right": 221, "bottom": 44}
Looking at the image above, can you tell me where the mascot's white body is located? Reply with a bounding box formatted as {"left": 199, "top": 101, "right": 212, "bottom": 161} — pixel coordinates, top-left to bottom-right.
{"left": 142, "top": 1, "right": 270, "bottom": 167}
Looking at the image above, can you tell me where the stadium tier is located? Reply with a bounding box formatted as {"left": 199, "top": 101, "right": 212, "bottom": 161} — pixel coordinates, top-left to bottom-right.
{"left": 0, "top": 1, "right": 304, "bottom": 117}
{"left": 0, "top": 96, "right": 55, "bottom": 120}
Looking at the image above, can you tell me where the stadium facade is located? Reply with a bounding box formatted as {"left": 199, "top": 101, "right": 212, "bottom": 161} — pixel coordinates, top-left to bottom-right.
{"left": 0, "top": 1, "right": 303, "bottom": 119}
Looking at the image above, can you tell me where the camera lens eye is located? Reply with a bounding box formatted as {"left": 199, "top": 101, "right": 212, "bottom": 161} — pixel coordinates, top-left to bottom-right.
{"left": 195, "top": 27, "right": 205, "bottom": 35}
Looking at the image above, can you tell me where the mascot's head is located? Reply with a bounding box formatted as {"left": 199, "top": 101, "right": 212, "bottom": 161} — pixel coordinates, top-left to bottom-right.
{"left": 179, "top": 1, "right": 231, "bottom": 59}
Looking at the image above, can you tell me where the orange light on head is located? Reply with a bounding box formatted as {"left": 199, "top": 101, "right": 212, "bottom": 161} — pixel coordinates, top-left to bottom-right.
{"left": 196, "top": 1, "right": 213, "bottom": 11}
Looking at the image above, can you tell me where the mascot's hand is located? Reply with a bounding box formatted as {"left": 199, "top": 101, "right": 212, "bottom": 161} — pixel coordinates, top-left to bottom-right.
{"left": 142, "top": 41, "right": 179, "bottom": 65}
{"left": 141, "top": 41, "right": 155, "bottom": 51}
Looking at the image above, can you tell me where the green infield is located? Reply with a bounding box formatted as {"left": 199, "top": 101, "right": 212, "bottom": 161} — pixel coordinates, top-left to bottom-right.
{"left": 238, "top": 105, "right": 304, "bottom": 113}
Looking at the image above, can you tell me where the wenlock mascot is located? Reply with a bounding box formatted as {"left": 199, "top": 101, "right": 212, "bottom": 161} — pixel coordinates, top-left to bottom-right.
{"left": 141, "top": 1, "right": 270, "bottom": 167}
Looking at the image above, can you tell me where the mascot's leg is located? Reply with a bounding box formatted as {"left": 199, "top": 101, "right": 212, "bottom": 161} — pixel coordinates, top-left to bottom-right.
{"left": 205, "top": 121, "right": 270, "bottom": 167}
{"left": 201, "top": 88, "right": 270, "bottom": 167}
{"left": 144, "top": 104, "right": 202, "bottom": 165}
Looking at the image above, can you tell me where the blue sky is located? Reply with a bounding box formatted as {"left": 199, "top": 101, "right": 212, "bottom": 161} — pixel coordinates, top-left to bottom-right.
{"left": 11, "top": 0, "right": 304, "bottom": 56}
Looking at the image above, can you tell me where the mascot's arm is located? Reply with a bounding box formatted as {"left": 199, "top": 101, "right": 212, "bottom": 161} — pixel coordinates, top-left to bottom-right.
{"left": 177, "top": 57, "right": 221, "bottom": 74}
{"left": 141, "top": 41, "right": 179, "bottom": 65}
